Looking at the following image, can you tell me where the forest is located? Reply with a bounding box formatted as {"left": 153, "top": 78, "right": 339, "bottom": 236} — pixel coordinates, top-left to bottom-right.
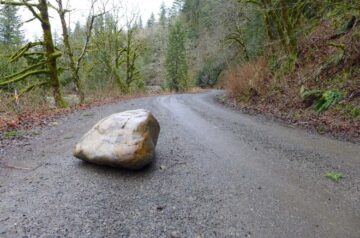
{"left": 1, "top": 1, "right": 360, "bottom": 236}
{"left": 0, "top": 0, "right": 359, "bottom": 138}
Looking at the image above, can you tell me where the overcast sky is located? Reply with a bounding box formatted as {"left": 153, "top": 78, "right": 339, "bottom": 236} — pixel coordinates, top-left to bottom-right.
{"left": 20, "top": 0, "right": 174, "bottom": 40}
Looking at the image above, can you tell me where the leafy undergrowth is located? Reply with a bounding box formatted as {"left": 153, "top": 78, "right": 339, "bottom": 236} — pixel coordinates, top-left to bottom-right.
{"left": 220, "top": 96, "right": 360, "bottom": 142}
{"left": 222, "top": 21, "right": 360, "bottom": 142}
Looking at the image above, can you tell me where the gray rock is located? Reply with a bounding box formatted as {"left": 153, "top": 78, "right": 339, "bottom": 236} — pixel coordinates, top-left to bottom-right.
{"left": 46, "top": 95, "right": 80, "bottom": 108}
{"left": 73, "top": 109, "right": 160, "bottom": 170}
{"left": 146, "top": 86, "right": 163, "bottom": 94}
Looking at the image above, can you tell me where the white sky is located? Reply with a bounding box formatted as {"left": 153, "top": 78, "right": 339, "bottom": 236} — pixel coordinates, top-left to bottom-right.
{"left": 20, "top": 0, "right": 174, "bottom": 40}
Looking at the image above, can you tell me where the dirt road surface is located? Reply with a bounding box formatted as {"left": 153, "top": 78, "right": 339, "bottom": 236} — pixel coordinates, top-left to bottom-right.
{"left": 1, "top": 91, "right": 359, "bottom": 237}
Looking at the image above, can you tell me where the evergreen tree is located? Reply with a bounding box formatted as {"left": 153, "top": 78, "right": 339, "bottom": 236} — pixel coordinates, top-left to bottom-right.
{"left": 183, "top": 0, "right": 200, "bottom": 38}
{"left": 147, "top": 13, "right": 156, "bottom": 28}
{"left": 72, "top": 21, "right": 83, "bottom": 36}
{"left": 0, "top": 5, "right": 23, "bottom": 45}
{"left": 159, "top": 3, "right": 168, "bottom": 48}
{"left": 165, "top": 19, "right": 188, "bottom": 92}
{"left": 170, "top": 0, "right": 184, "bottom": 17}
{"left": 159, "top": 2, "right": 167, "bottom": 28}
{"left": 137, "top": 17, "right": 143, "bottom": 29}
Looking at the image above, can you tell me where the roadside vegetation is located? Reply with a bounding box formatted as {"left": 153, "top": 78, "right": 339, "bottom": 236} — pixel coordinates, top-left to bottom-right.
{"left": 0, "top": 0, "right": 193, "bottom": 133}
{"left": 0, "top": 0, "right": 359, "bottom": 140}
{"left": 217, "top": 1, "right": 360, "bottom": 140}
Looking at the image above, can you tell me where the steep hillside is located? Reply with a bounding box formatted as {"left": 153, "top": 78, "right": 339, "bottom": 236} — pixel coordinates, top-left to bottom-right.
{"left": 223, "top": 20, "right": 360, "bottom": 141}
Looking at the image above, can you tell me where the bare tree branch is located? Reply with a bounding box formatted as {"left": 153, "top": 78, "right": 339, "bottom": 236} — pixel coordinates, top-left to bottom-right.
{"left": 0, "top": 0, "right": 37, "bottom": 7}
{"left": 76, "top": 0, "right": 105, "bottom": 72}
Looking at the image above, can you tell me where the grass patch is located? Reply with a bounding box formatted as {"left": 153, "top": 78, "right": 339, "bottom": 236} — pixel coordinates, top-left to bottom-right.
{"left": 325, "top": 172, "right": 344, "bottom": 182}
{"left": 3, "top": 130, "right": 21, "bottom": 138}
{"left": 82, "top": 113, "right": 95, "bottom": 117}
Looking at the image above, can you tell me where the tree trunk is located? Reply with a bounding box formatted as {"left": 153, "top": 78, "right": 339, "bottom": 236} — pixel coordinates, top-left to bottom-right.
{"left": 38, "top": 0, "right": 67, "bottom": 107}
{"left": 104, "top": 58, "right": 128, "bottom": 93}
{"left": 260, "top": 0, "right": 275, "bottom": 42}
{"left": 279, "top": 0, "right": 297, "bottom": 55}
{"left": 126, "top": 32, "right": 131, "bottom": 86}
{"left": 57, "top": 0, "right": 85, "bottom": 103}
{"left": 125, "top": 29, "right": 137, "bottom": 88}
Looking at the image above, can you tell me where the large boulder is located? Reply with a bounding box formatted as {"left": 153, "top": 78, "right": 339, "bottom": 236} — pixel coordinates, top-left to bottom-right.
{"left": 73, "top": 109, "right": 160, "bottom": 170}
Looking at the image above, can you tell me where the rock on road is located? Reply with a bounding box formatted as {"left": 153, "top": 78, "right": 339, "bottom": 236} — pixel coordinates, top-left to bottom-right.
{"left": 0, "top": 91, "right": 359, "bottom": 238}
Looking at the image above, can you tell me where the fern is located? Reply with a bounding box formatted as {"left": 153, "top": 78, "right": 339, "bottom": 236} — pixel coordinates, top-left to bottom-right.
{"left": 301, "top": 88, "right": 323, "bottom": 100}
{"left": 314, "top": 90, "right": 343, "bottom": 113}
{"left": 300, "top": 87, "right": 343, "bottom": 113}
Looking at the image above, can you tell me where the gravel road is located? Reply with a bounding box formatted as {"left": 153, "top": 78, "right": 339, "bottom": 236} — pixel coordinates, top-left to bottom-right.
{"left": 0, "top": 91, "right": 359, "bottom": 238}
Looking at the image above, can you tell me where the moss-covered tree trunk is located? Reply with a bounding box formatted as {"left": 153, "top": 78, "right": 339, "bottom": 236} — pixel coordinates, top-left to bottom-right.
{"left": 279, "top": 0, "right": 297, "bottom": 55}
{"left": 38, "top": 0, "right": 66, "bottom": 107}
{"left": 260, "top": 0, "right": 275, "bottom": 42}
{"left": 61, "top": 16, "right": 85, "bottom": 103}
{"left": 125, "top": 29, "right": 135, "bottom": 87}
{"left": 0, "top": 0, "right": 66, "bottom": 107}
{"left": 56, "top": 0, "right": 85, "bottom": 103}
{"left": 104, "top": 57, "right": 128, "bottom": 93}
